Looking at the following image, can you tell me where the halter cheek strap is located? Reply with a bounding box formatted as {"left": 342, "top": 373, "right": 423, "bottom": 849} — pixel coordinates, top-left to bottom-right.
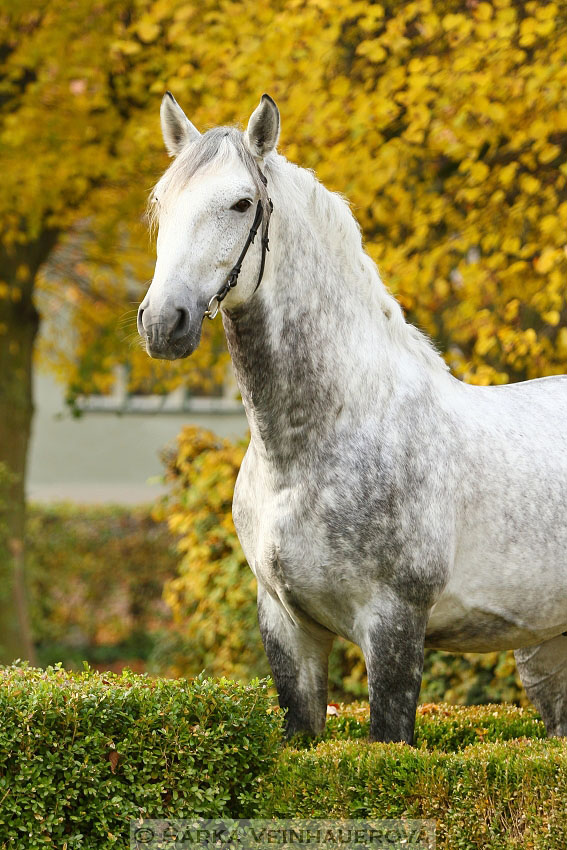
{"left": 204, "top": 179, "right": 273, "bottom": 320}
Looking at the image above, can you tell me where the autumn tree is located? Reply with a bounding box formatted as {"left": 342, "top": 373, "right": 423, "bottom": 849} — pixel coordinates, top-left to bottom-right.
{"left": 0, "top": 0, "right": 161, "bottom": 661}
{"left": 0, "top": 0, "right": 235, "bottom": 661}
{"left": 0, "top": 0, "right": 132, "bottom": 660}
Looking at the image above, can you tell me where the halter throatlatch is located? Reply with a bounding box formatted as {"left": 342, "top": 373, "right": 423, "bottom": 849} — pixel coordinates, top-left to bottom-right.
{"left": 204, "top": 175, "right": 273, "bottom": 320}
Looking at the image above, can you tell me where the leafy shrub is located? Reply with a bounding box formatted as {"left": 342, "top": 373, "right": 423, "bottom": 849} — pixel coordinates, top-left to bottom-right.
{"left": 157, "top": 426, "right": 527, "bottom": 705}
{"left": 297, "top": 702, "right": 545, "bottom": 749}
{"left": 265, "top": 736, "right": 567, "bottom": 848}
{"left": 1, "top": 665, "right": 564, "bottom": 850}
{"left": 0, "top": 665, "right": 282, "bottom": 849}
{"left": 419, "top": 647, "right": 526, "bottom": 706}
{"left": 25, "top": 505, "right": 178, "bottom": 670}
{"left": 154, "top": 428, "right": 268, "bottom": 683}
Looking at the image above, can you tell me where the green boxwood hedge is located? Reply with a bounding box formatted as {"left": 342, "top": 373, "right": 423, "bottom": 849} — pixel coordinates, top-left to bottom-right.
{"left": 264, "top": 737, "right": 567, "bottom": 849}
{"left": 269, "top": 703, "right": 565, "bottom": 848}
{"left": 314, "top": 702, "right": 546, "bottom": 749}
{"left": 2, "top": 668, "right": 567, "bottom": 850}
{"left": 0, "top": 666, "right": 282, "bottom": 849}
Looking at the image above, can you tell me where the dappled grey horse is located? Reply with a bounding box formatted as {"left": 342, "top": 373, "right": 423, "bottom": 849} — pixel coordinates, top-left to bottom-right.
{"left": 138, "top": 93, "right": 567, "bottom": 742}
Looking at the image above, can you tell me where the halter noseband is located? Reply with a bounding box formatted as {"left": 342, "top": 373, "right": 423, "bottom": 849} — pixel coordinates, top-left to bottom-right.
{"left": 203, "top": 173, "right": 273, "bottom": 320}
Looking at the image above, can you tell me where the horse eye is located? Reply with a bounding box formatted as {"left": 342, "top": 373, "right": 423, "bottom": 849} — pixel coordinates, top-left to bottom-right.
{"left": 231, "top": 198, "right": 252, "bottom": 213}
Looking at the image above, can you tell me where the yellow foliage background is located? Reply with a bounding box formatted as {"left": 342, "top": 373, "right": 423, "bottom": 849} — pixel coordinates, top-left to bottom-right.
{"left": 23, "top": 0, "right": 567, "bottom": 391}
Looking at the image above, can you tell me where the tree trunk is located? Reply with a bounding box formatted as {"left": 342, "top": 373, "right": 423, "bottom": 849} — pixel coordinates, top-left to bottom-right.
{"left": 0, "top": 235, "right": 56, "bottom": 664}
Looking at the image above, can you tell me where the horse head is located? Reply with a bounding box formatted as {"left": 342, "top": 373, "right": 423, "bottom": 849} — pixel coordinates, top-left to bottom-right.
{"left": 137, "top": 93, "right": 279, "bottom": 360}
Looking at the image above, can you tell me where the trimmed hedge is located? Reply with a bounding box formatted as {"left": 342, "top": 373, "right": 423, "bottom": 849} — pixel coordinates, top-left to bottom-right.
{"left": 0, "top": 666, "right": 282, "bottom": 849}
{"left": 270, "top": 704, "right": 563, "bottom": 848}
{"left": 264, "top": 738, "right": 567, "bottom": 848}
{"left": 2, "top": 668, "right": 567, "bottom": 849}
{"left": 267, "top": 705, "right": 565, "bottom": 848}
{"left": 316, "top": 702, "right": 546, "bottom": 750}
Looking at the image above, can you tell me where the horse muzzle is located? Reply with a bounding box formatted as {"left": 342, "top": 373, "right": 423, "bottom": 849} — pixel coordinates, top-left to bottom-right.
{"left": 137, "top": 299, "right": 203, "bottom": 360}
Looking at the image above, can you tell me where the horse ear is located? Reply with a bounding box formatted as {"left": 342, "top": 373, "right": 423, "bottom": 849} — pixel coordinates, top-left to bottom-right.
{"left": 245, "top": 94, "right": 280, "bottom": 160}
{"left": 160, "top": 91, "right": 200, "bottom": 157}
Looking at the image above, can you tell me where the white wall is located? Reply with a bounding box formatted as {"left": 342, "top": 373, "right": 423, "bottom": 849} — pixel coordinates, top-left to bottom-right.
{"left": 28, "top": 371, "right": 248, "bottom": 505}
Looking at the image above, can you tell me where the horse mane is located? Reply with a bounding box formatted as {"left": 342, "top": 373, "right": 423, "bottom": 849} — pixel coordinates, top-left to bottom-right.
{"left": 265, "top": 153, "right": 449, "bottom": 376}
{"left": 149, "top": 126, "right": 448, "bottom": 376}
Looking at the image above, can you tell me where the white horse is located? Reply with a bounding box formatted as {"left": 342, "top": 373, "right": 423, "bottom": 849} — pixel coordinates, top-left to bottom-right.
{"left": 139, "top": 93, "right": 567, "bottom": 742}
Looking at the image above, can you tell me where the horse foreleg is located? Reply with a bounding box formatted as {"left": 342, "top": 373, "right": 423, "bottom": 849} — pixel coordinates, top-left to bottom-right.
{"left": 515, "top": 634, "right": 567, "bottom": 737}
{"left": 257, "top": 582, "right": 333, "bottom": 738}
{"left": 362, "top": 602, "right": 429, "bottom": 744}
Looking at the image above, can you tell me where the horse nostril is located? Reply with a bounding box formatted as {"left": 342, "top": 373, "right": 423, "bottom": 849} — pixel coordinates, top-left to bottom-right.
{"left": 171, "top": 307, "right": 190, "bottom": 341}
{"left": 137, "top": 306, "right": 145, "bottom": 335}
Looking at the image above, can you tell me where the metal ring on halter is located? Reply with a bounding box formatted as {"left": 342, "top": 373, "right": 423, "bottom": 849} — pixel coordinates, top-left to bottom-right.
{"left": 204, "top": 293, "right": 221, "bottom": 320}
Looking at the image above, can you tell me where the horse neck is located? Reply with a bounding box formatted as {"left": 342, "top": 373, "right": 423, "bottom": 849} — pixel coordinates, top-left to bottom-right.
{"left": 222, "top": 159, "right": 446, "bottom": 465}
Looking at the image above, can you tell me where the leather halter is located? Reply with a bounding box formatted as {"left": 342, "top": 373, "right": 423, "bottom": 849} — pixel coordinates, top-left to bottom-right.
{"left": 203, "top": 176, "right": 273, "bottom": 320}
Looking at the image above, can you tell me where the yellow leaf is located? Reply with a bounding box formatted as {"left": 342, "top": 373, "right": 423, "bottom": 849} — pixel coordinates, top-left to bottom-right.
{"left": 475, "top": 3, "right": 494, "bottom": 21}
{"left": 538, "top": 144, "right": 561, "bottom": 164}
{"left": 111, "top": 39, "right": 141, "bottom": 55}
{"left": 136, "top": 21, "right": 161, "bottom": 43}
{"left": 557, "top": 328, "right": 567, "bottom": 356}
{"left": 535, "top": 247, "right": 557, "bottom": 274}
{"left": 540, "top": 215, "right": 559, "bottom": 234}
{"left": 356, "top": 40, "right": 386, "bottom": 62}
{"left": 543, "top": 311, "right": 560, "bottom": 326}
{"left": 503, "top": 299, "right": 520, "bottom": 321}
{"left": 498, "top": 162, "right": 518, "bottom": 186}
{"left": 519, "top": 174, "right": 541, "bottom": 194}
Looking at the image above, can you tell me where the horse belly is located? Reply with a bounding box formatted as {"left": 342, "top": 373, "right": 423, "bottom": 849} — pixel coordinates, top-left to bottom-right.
{"left": 427, "top": 386, "right": 567, "bottom": 652}
{"left": 426, "top": 532, "right": 567, "bottom": 652}
{"left": 426, "top": 595, "right": 567, "bottom": 652}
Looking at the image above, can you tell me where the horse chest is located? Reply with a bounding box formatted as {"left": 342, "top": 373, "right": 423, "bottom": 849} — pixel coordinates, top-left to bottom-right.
{"left": 234, "top": 459, "right": 349, "bottom": 626}
{"left": 233, "top": 458, "right": 326, "bottom": 580}
{"left": 233, "top": 439, "right": 451, "bottom": 639}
